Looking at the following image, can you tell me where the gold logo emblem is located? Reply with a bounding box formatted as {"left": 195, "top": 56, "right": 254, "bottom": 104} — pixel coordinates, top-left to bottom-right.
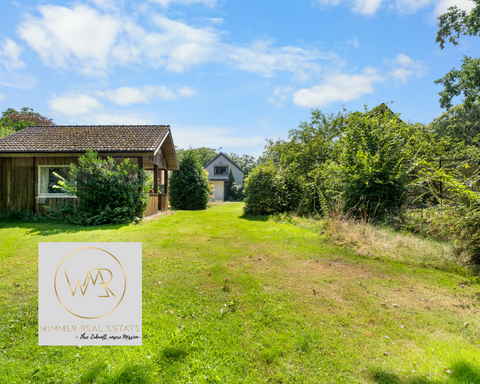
{"left": 54, "top": 247, "right": 126, "bottom": 319}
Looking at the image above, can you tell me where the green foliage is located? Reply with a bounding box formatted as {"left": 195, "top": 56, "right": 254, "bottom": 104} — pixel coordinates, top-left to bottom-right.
{"left": 436, "top": 0, "right": 480, "bottom": 49}
{"left": 429, "top": 102, "right": 480, "bottom": 145}
{"left": 262, "top": 108, "right": 346, "bottom": 182}
{"left": 340, "top": 108, "right": 423, "bottom": 216}
{"left": 227, "top": 184, "right": 244, "bottom": 201}
{"left": 226, "top": 168, "right": 236, "bottom": 199}
{"left": 226, "top": 153, "right": 258, "bottom": 178}
{"left": 175, "top": 146, "right": 217, "bottom": 166}
{"left": 169, "top": 149, "right": 211, "bottom": 210}
{"left": 411, "top": 146, "right": 480, "bottom": 264}
{"left": 54, "top": 149, "right": 149, "bottom": 225}
{"left": 0, "top": 107, "right": 54, "bottom": 134}
{"left": 435, "top": 1, "right": 480, "bottom": 109}
{"left": 243, "top": 163, "right": 302, "bottom": 215}
{"left": 434, "top": 56, "right": 480, "bottom": 110}
{"left": 0, "top": 120, "right": 16, "bottom": 138}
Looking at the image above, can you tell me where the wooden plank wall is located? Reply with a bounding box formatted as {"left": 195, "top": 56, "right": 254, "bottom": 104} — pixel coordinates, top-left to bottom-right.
{"left": 144, "top": 194, "right": 158, "bottom": 216}
{"left": 0, "top": 156, "right": 80, "bottom": 213}
{"left": 144, "top": 148, "right": 167, "bottom": 169}
{"left": 1, "top": 156, "right": 165, "bottom": 215}
{"left": 0, "top": 157, "right": 35, "bottom": 212}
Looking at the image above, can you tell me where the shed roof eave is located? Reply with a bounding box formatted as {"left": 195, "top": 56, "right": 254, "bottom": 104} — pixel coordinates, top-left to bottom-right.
{"left": 0, "top": 150, "right": 156, "bottom": 157}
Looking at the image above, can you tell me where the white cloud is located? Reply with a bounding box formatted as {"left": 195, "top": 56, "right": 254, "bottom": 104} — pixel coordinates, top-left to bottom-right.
{"left": 96, "top": 85, "right": 197, "bottom": 106}
{"left": 226, "top": 39, "right": 333, "bottom": 81}
{"left": 432, "top": 0, "right": 475, "bottom": 16}
{"left": 316, "top": 0, "right": 385, "bottom": 15}
{"left": 148, "top": 0, "right": 216, "bottom": 7}
{"left": 293, "top": 67, "right": 383, "bottom": 108}
{"left": 177, "top": 86, "right": 198, "bottom": 97}
{"left": 174, "top": 125, "right": 265, "bottom": 148}
{"left": 18, "top": 5, "right": 122, "bottom": 76}
{"left": 267, "top": 86, "right": 294, "bottom": 108}
{"left": 353, "top": 0, "right": 385, "bottom": 15}
{"left": 0, "top": 38, "right": 25, "bottom": 71}
{"left": 385, "top": 53, "right": 427, "bottom": 83}
{"left": 0, "top": 93, "right": 6, "bottom": 102}
{"left": 18, "top": 4, "right": 333, "bottom": 80}
{"left": 347, "top": 37, "right": 360, "bottom": 49}
{"left": 0, "top": 71, "right": 37, "bottom": 89}
{"left": 315, "top": 0, "right": 475, "bottom": 15}
{"left": 48, "top": 93, "right": 103, "bottom": 116}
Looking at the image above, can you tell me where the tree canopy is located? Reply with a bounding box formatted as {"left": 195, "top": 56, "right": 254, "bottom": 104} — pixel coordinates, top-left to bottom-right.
{"left": 0, "top": 107, "right": 55, "bottom": 138}
{"left": 175, "top": 147, "right": 217, "bottom": 166}
{"left": 435, "top": 0, "right": 480, "bottom": 109}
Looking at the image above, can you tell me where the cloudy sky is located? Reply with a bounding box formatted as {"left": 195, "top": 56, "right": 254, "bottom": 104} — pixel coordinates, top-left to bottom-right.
{"left": 0, "top": 0, "right": 478, "bottom": 156}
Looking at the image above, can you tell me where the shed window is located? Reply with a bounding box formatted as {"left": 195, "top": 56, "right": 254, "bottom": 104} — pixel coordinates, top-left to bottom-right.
{"left": 214, "top": 166, "right": 228, "bottom": 175}
{"left": 38, "top": 166, "right": 73, "bottom": 197}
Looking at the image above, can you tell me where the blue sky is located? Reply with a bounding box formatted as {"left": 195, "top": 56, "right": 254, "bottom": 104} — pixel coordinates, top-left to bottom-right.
{"left": 0, "top": 0, "right": 478, "bottom": 157}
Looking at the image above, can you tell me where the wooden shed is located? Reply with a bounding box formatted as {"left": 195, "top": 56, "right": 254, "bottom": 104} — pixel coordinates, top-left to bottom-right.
{"left": 0, "top": 125, "right": 179, "bottom": 216}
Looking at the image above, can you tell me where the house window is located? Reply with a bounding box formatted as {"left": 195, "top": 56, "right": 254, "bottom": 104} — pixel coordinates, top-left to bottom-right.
{"left": 38, "top": 166, "right": 74, "bottom": 197}
{"left": 214, "top": 166, "right": 228, "bottom": 175}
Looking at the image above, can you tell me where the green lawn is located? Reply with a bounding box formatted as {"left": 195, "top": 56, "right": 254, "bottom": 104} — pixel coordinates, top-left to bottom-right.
{"left": 1, "top": 203, "right": 479, "bottom": 383}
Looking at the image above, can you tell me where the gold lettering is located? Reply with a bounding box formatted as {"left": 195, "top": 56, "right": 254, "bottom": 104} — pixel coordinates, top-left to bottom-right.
{"left": 64, "top": 268, "right": 115, "bottom": 297}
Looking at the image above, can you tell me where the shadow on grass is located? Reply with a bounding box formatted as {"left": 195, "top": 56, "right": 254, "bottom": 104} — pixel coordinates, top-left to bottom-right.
{"left": 239, "top": 214, "right": 269, "bottom": 222}
{"left": 370, "top": 361, "right": 480, "bottom": 384}
{"left": 0, "top": 220, "right": 129, "bottom": 236}
{"left": 80, "top": 363, "right": 151, "bottom": 384}
{"left": 80, "top": 362, "right": 106, "bottom": 383}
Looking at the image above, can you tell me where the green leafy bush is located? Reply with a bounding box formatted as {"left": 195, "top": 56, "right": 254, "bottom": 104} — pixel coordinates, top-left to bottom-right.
{"left": 339, "top": 108, "right": 423, "bottom": 217}
{"left": 408, "top": 153, "right": 480, "bottom": 264}
{"left": 55, "top": 149, "right": 149, "bottom": 225}
{"left": 227, "top": 184, "right": 244, "bottom": 201}
{"left": 169, "top": 150, "right": 211, "bottom": 210}
{"left": 243, "top": 164, "right": 302, "bottom": 215}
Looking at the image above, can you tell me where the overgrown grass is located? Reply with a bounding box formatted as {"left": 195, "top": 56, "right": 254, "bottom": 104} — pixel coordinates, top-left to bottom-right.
{"left": 271, "top": 211, "right": 473, "bottom": 272}
{"left": 1, "top": 203, "right": 480, "bottom": 383}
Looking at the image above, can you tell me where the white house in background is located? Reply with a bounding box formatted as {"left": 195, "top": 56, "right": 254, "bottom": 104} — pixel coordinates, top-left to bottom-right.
{"left": 204, "top": 152, "right": 243, "bottom": 201}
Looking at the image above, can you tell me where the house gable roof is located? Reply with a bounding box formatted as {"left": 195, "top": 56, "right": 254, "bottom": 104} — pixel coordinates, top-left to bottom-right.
{"left": 0, "top": 125, "right": 179, "bottom": 169}
{"left": 204, "top": 152, "right": 244, "bottom": 173}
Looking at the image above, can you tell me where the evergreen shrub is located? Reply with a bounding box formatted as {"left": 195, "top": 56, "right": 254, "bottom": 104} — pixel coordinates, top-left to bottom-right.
{"left": 169, "top": 150, "right": 211, "bottom": 210}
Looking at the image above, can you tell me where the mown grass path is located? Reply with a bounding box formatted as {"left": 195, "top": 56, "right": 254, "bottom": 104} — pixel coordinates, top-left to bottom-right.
{"left": 0, "top": 203, "right": 479, "bottom": 383}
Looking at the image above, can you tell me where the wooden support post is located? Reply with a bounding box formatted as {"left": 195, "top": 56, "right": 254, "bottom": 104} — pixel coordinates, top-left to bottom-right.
{"left": 165, "top": 170, "right": 168, "bottom": 195}
{"left": 33, "top": 157, "right": 37, "bottom": 213}
{"left": 138, "top": 156, "right": 144, "bottom": 169}
{"left": 153, "top": 164, "right": 158, "bottom": 193}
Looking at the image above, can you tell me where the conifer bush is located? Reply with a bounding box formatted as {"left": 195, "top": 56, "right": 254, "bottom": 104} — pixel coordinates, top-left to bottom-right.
{"left": 169, "top": 150, "right": 211, "bottom": 210}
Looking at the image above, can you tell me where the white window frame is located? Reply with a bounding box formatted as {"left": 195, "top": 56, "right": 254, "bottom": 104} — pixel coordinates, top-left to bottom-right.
{"left": 38, "top": 165, "right": 76, "bottom": 198}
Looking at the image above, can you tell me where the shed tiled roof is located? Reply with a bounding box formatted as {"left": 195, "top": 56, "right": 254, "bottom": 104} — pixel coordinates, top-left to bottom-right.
{"left": 0, "top": 125, "right": 170, "bottom": 153}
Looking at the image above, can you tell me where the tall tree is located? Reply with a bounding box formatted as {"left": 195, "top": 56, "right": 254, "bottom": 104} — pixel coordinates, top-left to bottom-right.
{"left": 435, "top": 0, "right": 480, "bottom": 109}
